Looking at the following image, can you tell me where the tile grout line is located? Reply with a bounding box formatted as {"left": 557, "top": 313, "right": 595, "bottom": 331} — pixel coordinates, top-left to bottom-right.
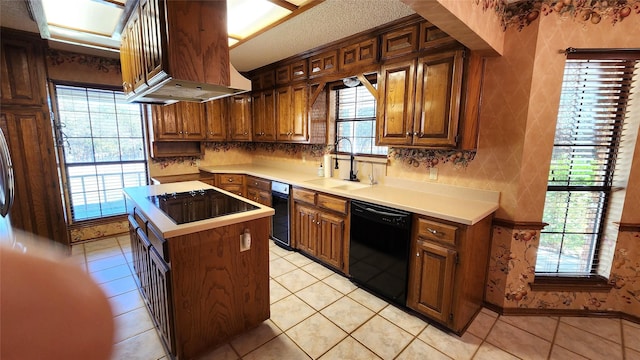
{"left": 546, "top": 316, "right": 560, "bottom": 360}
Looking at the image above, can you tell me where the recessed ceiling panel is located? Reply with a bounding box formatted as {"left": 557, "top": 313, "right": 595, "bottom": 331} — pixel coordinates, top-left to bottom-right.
{"left": 42, "top": 0, "right": 122, "bottom": 36}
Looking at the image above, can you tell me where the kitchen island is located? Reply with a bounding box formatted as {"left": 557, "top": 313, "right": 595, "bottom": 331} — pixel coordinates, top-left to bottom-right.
{"left": 124, "top": 181, "right": 274, "bottom": 360}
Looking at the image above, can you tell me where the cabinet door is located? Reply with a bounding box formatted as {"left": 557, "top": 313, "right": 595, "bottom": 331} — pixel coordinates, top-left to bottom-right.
{"left": 152, "top": 103, "right": 182, "bottom": 140}
{"left": 289, "top": 83, "right": 309, "bottom": 142}
{"left": 228, "top": 95, "right": 252, "bottom": 141}
{"left": 275, "top": 86, "right": 292, "bottom": 141}
{"left": 119, "top": 29, "right": 134, "bottom": 96}
{"left": 204, "top": 98, "right": 227, "bottom": 141}
{"left": 413, "top": 50, "right": 463, "bottom": 147}
{"left": 252, "top": 90, "right": 276, "bottom": 141}
{"left": 140, "top": 0, "right": 166, "bottom": 86}
{"left": 316, "top": 211, "right": 345, "bottom": 270}
{"left": 179, "top": 102, "right": 206, "bottom": 140}
{"left": 149, "top": 247, "right": 174, "bottom": 353}
{"left": 0, "top": 36, "right": 44, "bottom": 105}
{"left": 377, "top": 59, "right": 416, "bottom": 146}
{"left": 293, "top": 203, "right": 317, "bottom": 255}
{"left": 1, "top": 110, "right": 69, "bottom": 245}
{"left": 135, "top": 228, "right": 153, "bottom": 302}
{"left": 128, "top": 7, "right": 146, "bottom": 90}
{"left": 407, "top": 239, "right": 456, "bottom": 324}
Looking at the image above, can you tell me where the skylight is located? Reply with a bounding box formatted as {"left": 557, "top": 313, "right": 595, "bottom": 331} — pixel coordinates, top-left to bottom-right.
{"left": 38, "top": 0, "right": 312, "bottom": 52}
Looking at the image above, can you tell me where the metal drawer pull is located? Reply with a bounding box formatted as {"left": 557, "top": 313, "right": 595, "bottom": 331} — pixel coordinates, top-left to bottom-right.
{"left": 426, "top": 228, "right": 441, "bottom": 236}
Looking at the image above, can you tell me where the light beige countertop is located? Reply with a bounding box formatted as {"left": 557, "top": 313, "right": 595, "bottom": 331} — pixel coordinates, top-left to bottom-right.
{"left": 198, "top": 164, "right": 499, "bottom": 225}
{"left": 123, "top": 181, "right": 275, "bottom": 238}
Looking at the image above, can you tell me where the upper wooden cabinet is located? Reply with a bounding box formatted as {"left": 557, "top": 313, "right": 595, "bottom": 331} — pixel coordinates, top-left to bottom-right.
{"left": 152, "top": 102, "right": 206, "bottom": 140}
{"left": 1, "top": 36, "right": 45, "bottom": 106}
{"left": 308, "top": 50, "right": 338, "bottom": 78}
{"left": 251, "top": 70, "right": 275, "bottom": 91}
{"left": 381, "top": 24, "right": 419, "bottom": 60}
{"left": 276, "top": 60, "right": 307, "bottom": 85}
{"left": 276, "top": 83, "right": 309, "bottom": 143}
{"left": 251, "top": 90, "right": 276, "bottom": 141}
{"left": 377, "top": 49, "right": 464, "bottom": 148}
{"left": 204, "top": 99, "right": 227, "bottom": 141}
{"left": 120, "top": 0, "right": 231, "bottom": 103}
{"left": 228, "top": 95, "right": 252, "bottom": 141}
{"left": 339, "top": 38, "right": 377, "bottom": 71}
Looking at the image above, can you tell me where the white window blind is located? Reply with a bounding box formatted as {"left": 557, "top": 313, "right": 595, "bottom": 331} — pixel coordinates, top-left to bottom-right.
{"left": 336, "top": 85, "right": 387, "bottom": 155}
{"left": 54, "top": 85, "right": 148, "bottom": 222}
{"left": 537, "top": 51, "right": 639, "bottom": 274}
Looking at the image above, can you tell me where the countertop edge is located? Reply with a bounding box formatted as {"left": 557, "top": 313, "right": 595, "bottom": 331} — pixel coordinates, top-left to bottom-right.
{"left": 198, "top": 165, "right": 499, "bottom": 225}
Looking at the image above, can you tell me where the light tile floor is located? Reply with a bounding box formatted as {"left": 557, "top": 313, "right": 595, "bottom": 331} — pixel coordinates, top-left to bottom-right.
{"left": 69, "top": 235, "right": 640, "bottom": 360}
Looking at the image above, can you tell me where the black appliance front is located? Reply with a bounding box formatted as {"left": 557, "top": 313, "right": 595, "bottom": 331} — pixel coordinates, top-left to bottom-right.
{"left": 349, "top": 200, "right": 412, "bottom": 306}
{"left": 271, "top": 181, "right": 291, "bottom": 249}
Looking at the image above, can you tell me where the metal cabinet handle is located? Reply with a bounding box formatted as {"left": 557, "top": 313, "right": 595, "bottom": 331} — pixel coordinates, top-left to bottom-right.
{"left": 228, "top": 178, "right": 233, "bottom": 182}
{"left": 417, "top": 252, "right": 420, "bottom": 257}
{"left": 406, "top": 132, "right": 411, "bottom": 136}
{"left": 426, "top": 228, "right": 441, "bottom": 236}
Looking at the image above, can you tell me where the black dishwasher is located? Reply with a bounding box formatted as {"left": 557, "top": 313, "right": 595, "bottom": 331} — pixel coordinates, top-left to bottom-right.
{"left": 349, "top": 200, "right": 412, "bottom": 306}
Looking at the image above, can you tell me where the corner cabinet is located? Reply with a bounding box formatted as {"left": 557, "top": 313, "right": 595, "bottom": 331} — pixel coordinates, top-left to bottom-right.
{"left": 377, "top": 49, "right": 464, "bottom": 148}
{"left": 406, "top": 214, "right": 492, "bottom": 334}
{"left": 292, "top": 187, "right": 348, "bottom": 271}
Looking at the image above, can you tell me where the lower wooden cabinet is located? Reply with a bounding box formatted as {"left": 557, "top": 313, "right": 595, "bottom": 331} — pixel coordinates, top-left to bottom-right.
{"left": 215, "top": 173, "right": 246, "bottom": 197}
{"left": 406, "top": 214, "right": 492, "bottom": 334}
{"left": 246, "top": 176, "right": 271, "bottom": 206}
{"left": 291, "top": 187, "right": 348, "bottom": 271}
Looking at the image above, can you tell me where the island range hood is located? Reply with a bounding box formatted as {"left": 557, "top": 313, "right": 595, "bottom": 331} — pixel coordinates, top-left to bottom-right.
{"left": 120, "top": 0, "right": 251, "bottom": 104}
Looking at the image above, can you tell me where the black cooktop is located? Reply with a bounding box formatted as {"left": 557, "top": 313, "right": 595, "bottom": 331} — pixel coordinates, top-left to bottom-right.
{"left": 147, "top": 188, "right": 258, "bottom": 225}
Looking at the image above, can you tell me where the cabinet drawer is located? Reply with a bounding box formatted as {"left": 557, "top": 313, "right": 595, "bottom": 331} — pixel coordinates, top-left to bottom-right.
{"left": 292, "top": 187, "right": 316, "bottom": 205}
{"left": 217, "top": 174, "right": 244, "bottom": 185}
{"left": 218, "top": 184, "right": 245, "bottom": 197}
{"left": 148, "top": 223, "right": 169, "bottom": 263}
{"left": 317, "top": 194, "right": 348, "bottom": 215}
{"left": 417, "top": 218, "right": 457, "bottom": 245}
{"left": 247, "top": 176, "right": 271, "bottom": 191}
{"left": 134, "top": 208, "right": 149, "bottom": 235}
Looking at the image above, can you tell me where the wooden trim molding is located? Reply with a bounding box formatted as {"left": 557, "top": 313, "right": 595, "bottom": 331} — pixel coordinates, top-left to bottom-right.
{"left": 530, "top": 274, "right": 612, "bottom": 292}
{"left": 492, "top": 218, "right": 548, "bottom": 230}
{"left": 617, "top": 222, "right": 640, "bottom": 232}
{"left": 483, "top": 302, "right": 640, "bottom": 326}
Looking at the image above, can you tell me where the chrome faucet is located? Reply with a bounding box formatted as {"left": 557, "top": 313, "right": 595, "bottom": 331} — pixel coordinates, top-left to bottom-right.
{"left": 335, "top": 137, "right": 358, "bottom": 182}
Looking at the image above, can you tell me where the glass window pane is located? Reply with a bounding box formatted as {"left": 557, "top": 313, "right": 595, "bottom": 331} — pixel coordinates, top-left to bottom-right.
{"left": 55, "top": 84, "right": 148, "bottom": 222}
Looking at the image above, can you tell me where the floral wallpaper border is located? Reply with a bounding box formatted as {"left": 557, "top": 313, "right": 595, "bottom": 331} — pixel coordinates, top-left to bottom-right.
{"left": 46, "top": 48, "right": 121, "bottom": 74}
{"left": 477, "top": 0, "right": 640, "bottom": 30}
{"left": 151, "top": 142, "right": 477, "bottom": 170}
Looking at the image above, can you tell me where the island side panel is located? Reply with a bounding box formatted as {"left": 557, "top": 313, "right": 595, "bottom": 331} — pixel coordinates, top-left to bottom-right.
{"left": 168, "top": 217, "right": 270, "bottom": 359}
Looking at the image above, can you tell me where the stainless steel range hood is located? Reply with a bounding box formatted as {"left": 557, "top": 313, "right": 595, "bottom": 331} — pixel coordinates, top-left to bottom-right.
{"left": 130, "top": 64, "right": 251, "bottom": 104}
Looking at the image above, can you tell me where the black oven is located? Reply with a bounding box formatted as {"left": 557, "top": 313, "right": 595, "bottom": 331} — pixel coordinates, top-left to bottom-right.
{"left": 349, "top": 200, "right": 412, "bottom": 306}
{"left": 271, "top": 181, "right": 291, "bottom": 249}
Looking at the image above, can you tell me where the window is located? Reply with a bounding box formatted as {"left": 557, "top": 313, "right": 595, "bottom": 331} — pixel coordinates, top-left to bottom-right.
{"left": 537, "top": 50, "right": 639, "bottom": 274}
{"left": 335, "top": 84, "right": 387, "bottom": 156}
{"left": 52, "top": 84, "right": 148, "bottom": 222}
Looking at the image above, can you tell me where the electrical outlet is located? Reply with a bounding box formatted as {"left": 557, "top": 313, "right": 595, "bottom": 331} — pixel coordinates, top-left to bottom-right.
{"left": 240, "top": 229, "right": 251, "bottom": 252}
{"left": 429, "top": 167, "right": 438, "bottom": 180}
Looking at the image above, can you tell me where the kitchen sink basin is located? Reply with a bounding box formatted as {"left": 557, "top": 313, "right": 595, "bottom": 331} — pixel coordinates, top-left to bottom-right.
{"left": 304, "top": 178, "right": 369, "bottom": 191}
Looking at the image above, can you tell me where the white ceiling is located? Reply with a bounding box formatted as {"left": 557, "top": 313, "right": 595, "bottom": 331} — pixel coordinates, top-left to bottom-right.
{"left": 0, "top": 0, "right": 416, "bottom": 71}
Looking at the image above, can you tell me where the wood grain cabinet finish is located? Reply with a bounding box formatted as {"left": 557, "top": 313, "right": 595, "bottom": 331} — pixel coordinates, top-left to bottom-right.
{"left": 215, "top": 173, "right": 246, "bottom": 197}
{"left": 381, "top": 24, "right": 419, "bottom": 60}
{"left": 251, "top": 70, "right": 275, "bottom": 91}
{"left": 377, "top": 49, "right": 464, "bottom": 148}
{"left": 308, "top": 50, "right": 338, "bottom": 78}
{"left": 1, "top": 37, "right": 45, "bottom": 105}
{"left": 407, "top": 214, "right": 492, "bottom": 334}
{"left": 276, "top": 84, "right": 309, "bottom": 143}
{"left": 246, "top": 176, "right": 271, "bottom": 206}
{"left": 419, "top": 21, "right": 459, "bottom": 51}
{"left": 128, "top": 209, "right": 270, "bottom": 359}
{"left": 228, "top": 94, "right": 252, "bottom": 141}
{"left": 276, "top": 60, "right": 307, "bottom": 85}
{"left": 339, "top": 38, "right": 377, "bottom": 71}
{"left": 251, "top": 90, "right": 276, "bottom": 141}
{"left": 152, "top": 102, "right": 206, "bottom": 140}
{"left": 292, "top": 187, "right": 348, "bottom": 271}
{"left": 0, "top": 31, "right": 69, "bottom": 246}
{"left": 204, "top": 98, "right": 228, "bottom": 141}
{"left": 120, "top": 0, "right": 230, "bottom": 103}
